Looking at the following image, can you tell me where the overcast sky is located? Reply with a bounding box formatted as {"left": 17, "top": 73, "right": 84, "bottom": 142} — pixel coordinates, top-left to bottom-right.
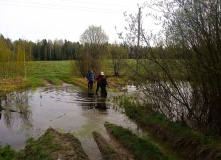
{"left": 0, "top": 0, "right": 147, "bottom": 43}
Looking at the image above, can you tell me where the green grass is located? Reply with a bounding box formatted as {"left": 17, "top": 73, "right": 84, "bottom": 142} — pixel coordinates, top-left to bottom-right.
{"left": 0, "top": 58, "right": 186, "bottom": 97}
{"left": 106, "top": 145, "right": 116, "bottom": 154}
{"left": 0, "top": 144, "right": 16, "bottom": 160}
{"left": 26, "top": 60, "right": 132, "bottom": 91}
{"left": 0, "top": 132, "right": 61, "bottom": 160}
{"left": 0, "top": 60, "right": 130, "bottom": 94}
{"left": 0, "top": 58, "right": 187, "bottom": 95}
{"left": 27, "top": 61, "right": 72, "bottom": 86}
{"left": 0, "top": 59, "right": 167, "bottom": 94}
{"left": 105, "top": 122, "right": 176, "bottom": 160}
{"left": 16, "top": 135, "right": 61, "bottom": 160}
{"left": 0, "top": 61, "right": 82, "bottom": 94}
{"left": 28, "top": 61, "right": 71, "bottom": 77}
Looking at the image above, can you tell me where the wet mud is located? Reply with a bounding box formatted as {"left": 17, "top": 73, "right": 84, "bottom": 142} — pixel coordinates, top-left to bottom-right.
{"left": 17, "top": 127, "right": 89, "bottom": 160}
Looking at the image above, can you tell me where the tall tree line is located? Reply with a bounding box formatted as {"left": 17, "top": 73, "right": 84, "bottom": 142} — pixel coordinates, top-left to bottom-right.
{"left": 0, "top": 35, "right": 83, "bottom": 61}
{"left": 30, "top": 39, "right": 82, "bottom": 61}
{"left": 0, "top": 33, "right": 146, "bottom": 63}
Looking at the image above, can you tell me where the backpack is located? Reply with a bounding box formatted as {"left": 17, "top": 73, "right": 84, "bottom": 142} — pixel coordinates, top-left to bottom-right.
{"left": 99, "top": 77, "right": 107, "bottom": 88}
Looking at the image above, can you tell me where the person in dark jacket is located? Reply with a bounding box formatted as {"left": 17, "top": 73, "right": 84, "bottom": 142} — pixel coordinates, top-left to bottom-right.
{"left": 95, "top": 71, "right": 104, "bottom": 94}
{"left": 99, "top": 76, "right": 108, "bottom": 98}
{"left": 86, "top": 68, "right": 96, "bottom": 91}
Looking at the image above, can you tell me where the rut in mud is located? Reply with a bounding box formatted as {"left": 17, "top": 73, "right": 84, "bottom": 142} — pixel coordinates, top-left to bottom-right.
{"left": 93, "top": 131, "right": 135, "bottom": 160}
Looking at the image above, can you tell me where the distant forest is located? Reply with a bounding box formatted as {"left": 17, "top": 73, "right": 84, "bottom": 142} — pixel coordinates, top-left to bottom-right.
{"left": 1, "top": 35, "right": 82, "bottom": 60}
{"left": 1, "top": 34, "right": 144, "bottom": 61}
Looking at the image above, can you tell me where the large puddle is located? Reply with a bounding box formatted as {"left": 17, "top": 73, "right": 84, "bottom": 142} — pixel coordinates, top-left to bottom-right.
{"left": 0, "top": 83, "right": 145, "bottom": 160}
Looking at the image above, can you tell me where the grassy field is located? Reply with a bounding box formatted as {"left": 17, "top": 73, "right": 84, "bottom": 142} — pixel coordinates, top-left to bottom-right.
{"left": 0, "top": 61, "right": 73, "bottom": 95}
{"left": 0, "top": 60, "right": 132, "bottom": 95}
{"left": 27, "top": 61, "right": 73, "bottom": 86}
{"left": 0, "top": 59, "right": 182, "bottom": 95}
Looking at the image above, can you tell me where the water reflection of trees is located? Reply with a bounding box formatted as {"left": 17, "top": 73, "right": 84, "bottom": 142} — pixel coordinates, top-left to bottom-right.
{"left": 141, "top": 82, "right": 205, "bottom": 127}
{"left": 0, "top": 91, "right": 32, "bottom": 129}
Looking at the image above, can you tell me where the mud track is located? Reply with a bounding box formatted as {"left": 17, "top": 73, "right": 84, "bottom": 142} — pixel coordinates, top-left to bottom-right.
{"left": 17, "top": 128, "right": 89, "bottom": 160}
{"left": 93, "top": 131, "right": 135, "bottom": 160}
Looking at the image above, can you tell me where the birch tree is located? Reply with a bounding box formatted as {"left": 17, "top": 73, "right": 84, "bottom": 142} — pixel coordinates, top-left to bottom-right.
{"left": 0, "top": 36, "right": 13, "bottom": 80}
{"left": 17, "top": 41, "right": 29, "bottom": 81}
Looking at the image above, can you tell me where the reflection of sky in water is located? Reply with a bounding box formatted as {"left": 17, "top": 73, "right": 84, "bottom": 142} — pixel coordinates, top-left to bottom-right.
{"left": 0, "top": 84, "right": 145, "bottom": 160}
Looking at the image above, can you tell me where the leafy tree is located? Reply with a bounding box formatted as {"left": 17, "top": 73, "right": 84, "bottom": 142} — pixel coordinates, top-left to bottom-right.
{"left": 164, "top": 0, "right": 221, "bottom": 134}
{"left": 16, "top": 41, "right": 29, "bottom": 81}
{"left": 27, "top": 41, "right": 34, "bottom": 60}
{"left": 47, "top": 39, "right": 53, "bottom": 61}
{"left": 41, "top": 39, "right": 48, "bottom": 61}
{"left": 78, "top": 25, "right": 109, "bottom": 77}
{"left": 80, "top": 25, "right": 109, "bottom": 45}
{"left": 0, "top": 35, "right": 31, "bottom": 81}
{"left": 0, "top": 35, "right": 13, "bottom": 80}
{"left": 110, "top": 44, "right": 128, "bottom": 76}
{"left": 77, "top": 43, "right": 109, "bottom": 77}
{"left": 36, "top": 40, "right": 41, "bottom": 60}
{"left": 121, "top": 0, "right": 221, "bottom": 135}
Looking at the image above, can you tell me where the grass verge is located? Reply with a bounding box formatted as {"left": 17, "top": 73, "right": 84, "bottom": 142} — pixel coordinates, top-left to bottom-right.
{"left": 0, "top": 144, "right": 16, "bottom": 160}
{"left": 104, "top": 122, "right": 176, "bottom": 160}
{"left": 114, "top": 95, "right": 221, "bottom": 160}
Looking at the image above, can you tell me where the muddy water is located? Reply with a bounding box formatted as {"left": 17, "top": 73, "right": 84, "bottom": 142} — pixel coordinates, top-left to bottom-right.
{"left": 0, "top": 83, "right": 145, "bottom": 160}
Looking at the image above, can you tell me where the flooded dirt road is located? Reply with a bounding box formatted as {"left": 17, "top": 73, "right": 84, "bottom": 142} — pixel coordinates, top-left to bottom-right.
{"left": 0, "top": 83, "right": 144, "bottom": 160}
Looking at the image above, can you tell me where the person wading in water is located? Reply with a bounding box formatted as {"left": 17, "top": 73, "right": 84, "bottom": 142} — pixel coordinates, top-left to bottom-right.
{"left": 86, "top": 68, "right": 96, "bottom": 91}
{"left": 95, "top": 72, "right": 108, "bottom": 97}
{"left": 99, "top": 75, "right": 108, "bottom": 98}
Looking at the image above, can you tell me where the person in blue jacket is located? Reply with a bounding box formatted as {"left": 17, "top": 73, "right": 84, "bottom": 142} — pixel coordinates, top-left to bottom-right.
{"left": 86, "top": 68, "right": 96, "bottom": 91}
